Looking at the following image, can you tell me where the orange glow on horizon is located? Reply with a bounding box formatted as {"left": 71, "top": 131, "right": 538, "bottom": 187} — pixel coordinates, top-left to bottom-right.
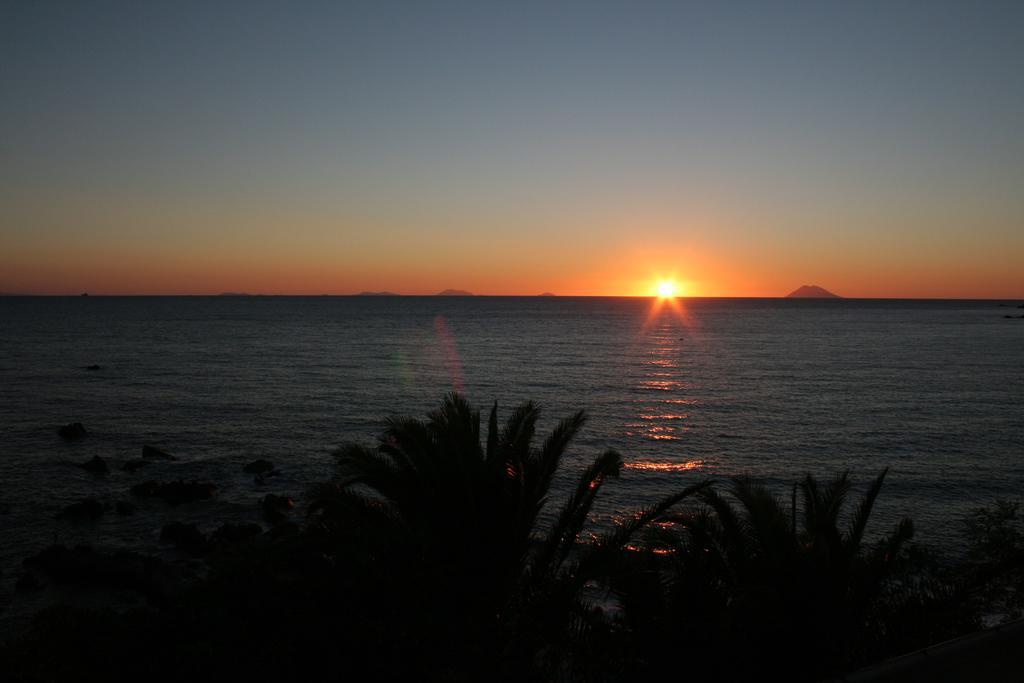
{"left": 1, "top": 225, "right": 1022, "bottom": 298}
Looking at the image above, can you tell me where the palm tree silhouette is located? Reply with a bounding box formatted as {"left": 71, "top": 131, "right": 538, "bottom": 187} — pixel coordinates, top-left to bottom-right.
{"left": 617, "top": 469, "right": 916, "bottom": 681}
{"left": 309, "top": 392, "right": 708, "bottom": 678}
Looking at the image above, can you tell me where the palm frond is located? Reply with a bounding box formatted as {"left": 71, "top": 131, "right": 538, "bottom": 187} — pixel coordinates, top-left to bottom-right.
{"left": 846, "top": 468, "right": 889, "bottom": 557}
{"left": 821, "top": 471, "right": 852, "bottom": 526}
{"left": 531, "top": 410, "right": 585, "bottom": 489}
{"left": 380, "top": 417, "right": 434, "bottom": 478}
{"left": 521, "top": 410, "right": 587, "bottom": 531}
{"left": 731, "top": 477, "right": 792, "bottom": 567}
{"left": 501, "top": 400, "right": 539, "bottom": 463}
{"left": 698, "top": 486, "right": 749, "bottom": 562}
{"left": 428, "top": 392, "right": 482, "bottom": 462}
{"left": 485, "top": 400, "right": 500, "bottom": 465}
{"left": 578, "top": 480, "right": 712, "bottom": 583}
{"left": 534, "top": 449, "right": 623, "bottom": 577}
{"left": 333, "top": 444, "right": 403, "bottom": 489}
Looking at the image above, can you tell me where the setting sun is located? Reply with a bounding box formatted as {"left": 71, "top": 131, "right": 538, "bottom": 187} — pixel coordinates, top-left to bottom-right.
{"left": 657, "top": 280, "right": 677, "bottom": 298}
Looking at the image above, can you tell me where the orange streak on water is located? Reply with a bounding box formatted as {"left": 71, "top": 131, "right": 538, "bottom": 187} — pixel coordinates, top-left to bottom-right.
{"left": 623, "top": 459, "right": 706, "bottom": 472}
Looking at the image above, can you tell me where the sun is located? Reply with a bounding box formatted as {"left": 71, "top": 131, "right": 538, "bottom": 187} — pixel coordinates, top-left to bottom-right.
{"left": 657, "top": 280, "right": 677, "bottom": 298}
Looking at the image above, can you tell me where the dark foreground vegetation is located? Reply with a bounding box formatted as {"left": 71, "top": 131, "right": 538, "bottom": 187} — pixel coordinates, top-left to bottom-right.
{"left": 3, "top": 394, "right": 1022, "bottom": 682}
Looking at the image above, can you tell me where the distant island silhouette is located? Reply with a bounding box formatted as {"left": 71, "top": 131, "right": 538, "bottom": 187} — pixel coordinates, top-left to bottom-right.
{"left": 786, "top": 285, "right": 841, "bottom": 299}
{"left": 537, "top": 292, "right": 556, "bottom": 297}
{"left": 356, "top": 291, "right": 400, "bottom": 296}
{"left": 437, "top": 289, "right": 474, "bottom": 296}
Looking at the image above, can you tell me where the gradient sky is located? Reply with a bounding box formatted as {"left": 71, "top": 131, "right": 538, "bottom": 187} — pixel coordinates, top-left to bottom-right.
{"left": 2, "top": 1, "right": 1022, "bottom": 296}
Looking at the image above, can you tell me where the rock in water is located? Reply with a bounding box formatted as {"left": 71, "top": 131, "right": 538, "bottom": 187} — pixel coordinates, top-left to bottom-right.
{"left": 57, "top": 498, "right": 106, "bottom": 520}
{"left": 22, "top": 544, "right": 185, "bottom": 602}
{"left": 58, "top": 422, "right": 88, "bottom": 440}
{"left": 130, "top": 481, "right": 160, "bottom": 497}
{"left": 160, "top": 522, "right": 209, "bottom": 556}
{"left": 15, "top": 574, "right": 43, "bottom": 592}
{"left": 142, "top": 445, "right": 176, "bottom": 460}
{"left": 254, "top": 470, "right": 281, "bottom": 485}
{"left": 80, "top": 455, "right": 108, "bottom": 474}
{"left": 261, "top": 494, "right": 295, "bottom": 524}
{"left": 243, "top": 459, "right": 275, "bottom": 474}
{"left": 210, "top": 523, "right": 263, "bottom": 547}
{"left": 131, "top": 480, "right": 217, "bottom": 505}
{"left": 122, "top": 459, "right": 149, "bottom": 472}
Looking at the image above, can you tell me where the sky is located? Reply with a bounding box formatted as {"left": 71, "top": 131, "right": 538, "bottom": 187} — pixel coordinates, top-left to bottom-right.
{"left": 2, "top": 1, "right": 1022, "bottom": 297}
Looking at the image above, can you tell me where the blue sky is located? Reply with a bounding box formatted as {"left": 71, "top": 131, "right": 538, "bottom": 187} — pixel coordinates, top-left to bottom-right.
{"left": 2, "top": 1, "right": 1022, "bottom": 295}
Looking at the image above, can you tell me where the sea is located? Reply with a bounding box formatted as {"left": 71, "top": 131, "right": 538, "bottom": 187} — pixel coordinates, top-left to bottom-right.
{"left": 1, "top": 296, "right": 1023, "bottom": 626}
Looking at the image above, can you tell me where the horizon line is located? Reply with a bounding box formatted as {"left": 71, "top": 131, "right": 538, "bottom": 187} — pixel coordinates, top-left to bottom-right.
{"left": 2, "top": 293, "right": 1022, "bottom": 301}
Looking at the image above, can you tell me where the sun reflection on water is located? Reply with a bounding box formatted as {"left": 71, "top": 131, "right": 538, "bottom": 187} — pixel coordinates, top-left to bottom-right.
{"left": 636, "top": 413, "right": 689, "bottom": 420}
{"left": 625, "top": 297, "right": 697, "bottom": 444}
{"left": 623, "top": 459, "right": 706, "bottom": 472}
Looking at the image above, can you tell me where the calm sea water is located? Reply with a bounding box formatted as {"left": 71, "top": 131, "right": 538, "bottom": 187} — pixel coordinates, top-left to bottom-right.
{"left": 1, "top": 296, "right": 1023, "bottom": 621}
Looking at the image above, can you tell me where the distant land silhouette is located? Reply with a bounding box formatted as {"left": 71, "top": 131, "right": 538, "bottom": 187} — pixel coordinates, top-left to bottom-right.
{"left": 217, "top": 292, "right": 253, "bottom": 297}
{"left": 786, "top": 284, "right": 841, "bottom": 299}
{"left": 437, "top": 289, "right": 474, "bottom": 296}
{"left": 356, "top": 291, "right": 400, "bottom": 296}
{"left": 537, "top": 292, "right": 556, "bottom": 297}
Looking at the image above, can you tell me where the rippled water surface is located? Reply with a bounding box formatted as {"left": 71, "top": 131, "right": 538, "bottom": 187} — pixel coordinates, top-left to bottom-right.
{"left": 2, "top": 296, "right": 1023, "bottom": 620}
